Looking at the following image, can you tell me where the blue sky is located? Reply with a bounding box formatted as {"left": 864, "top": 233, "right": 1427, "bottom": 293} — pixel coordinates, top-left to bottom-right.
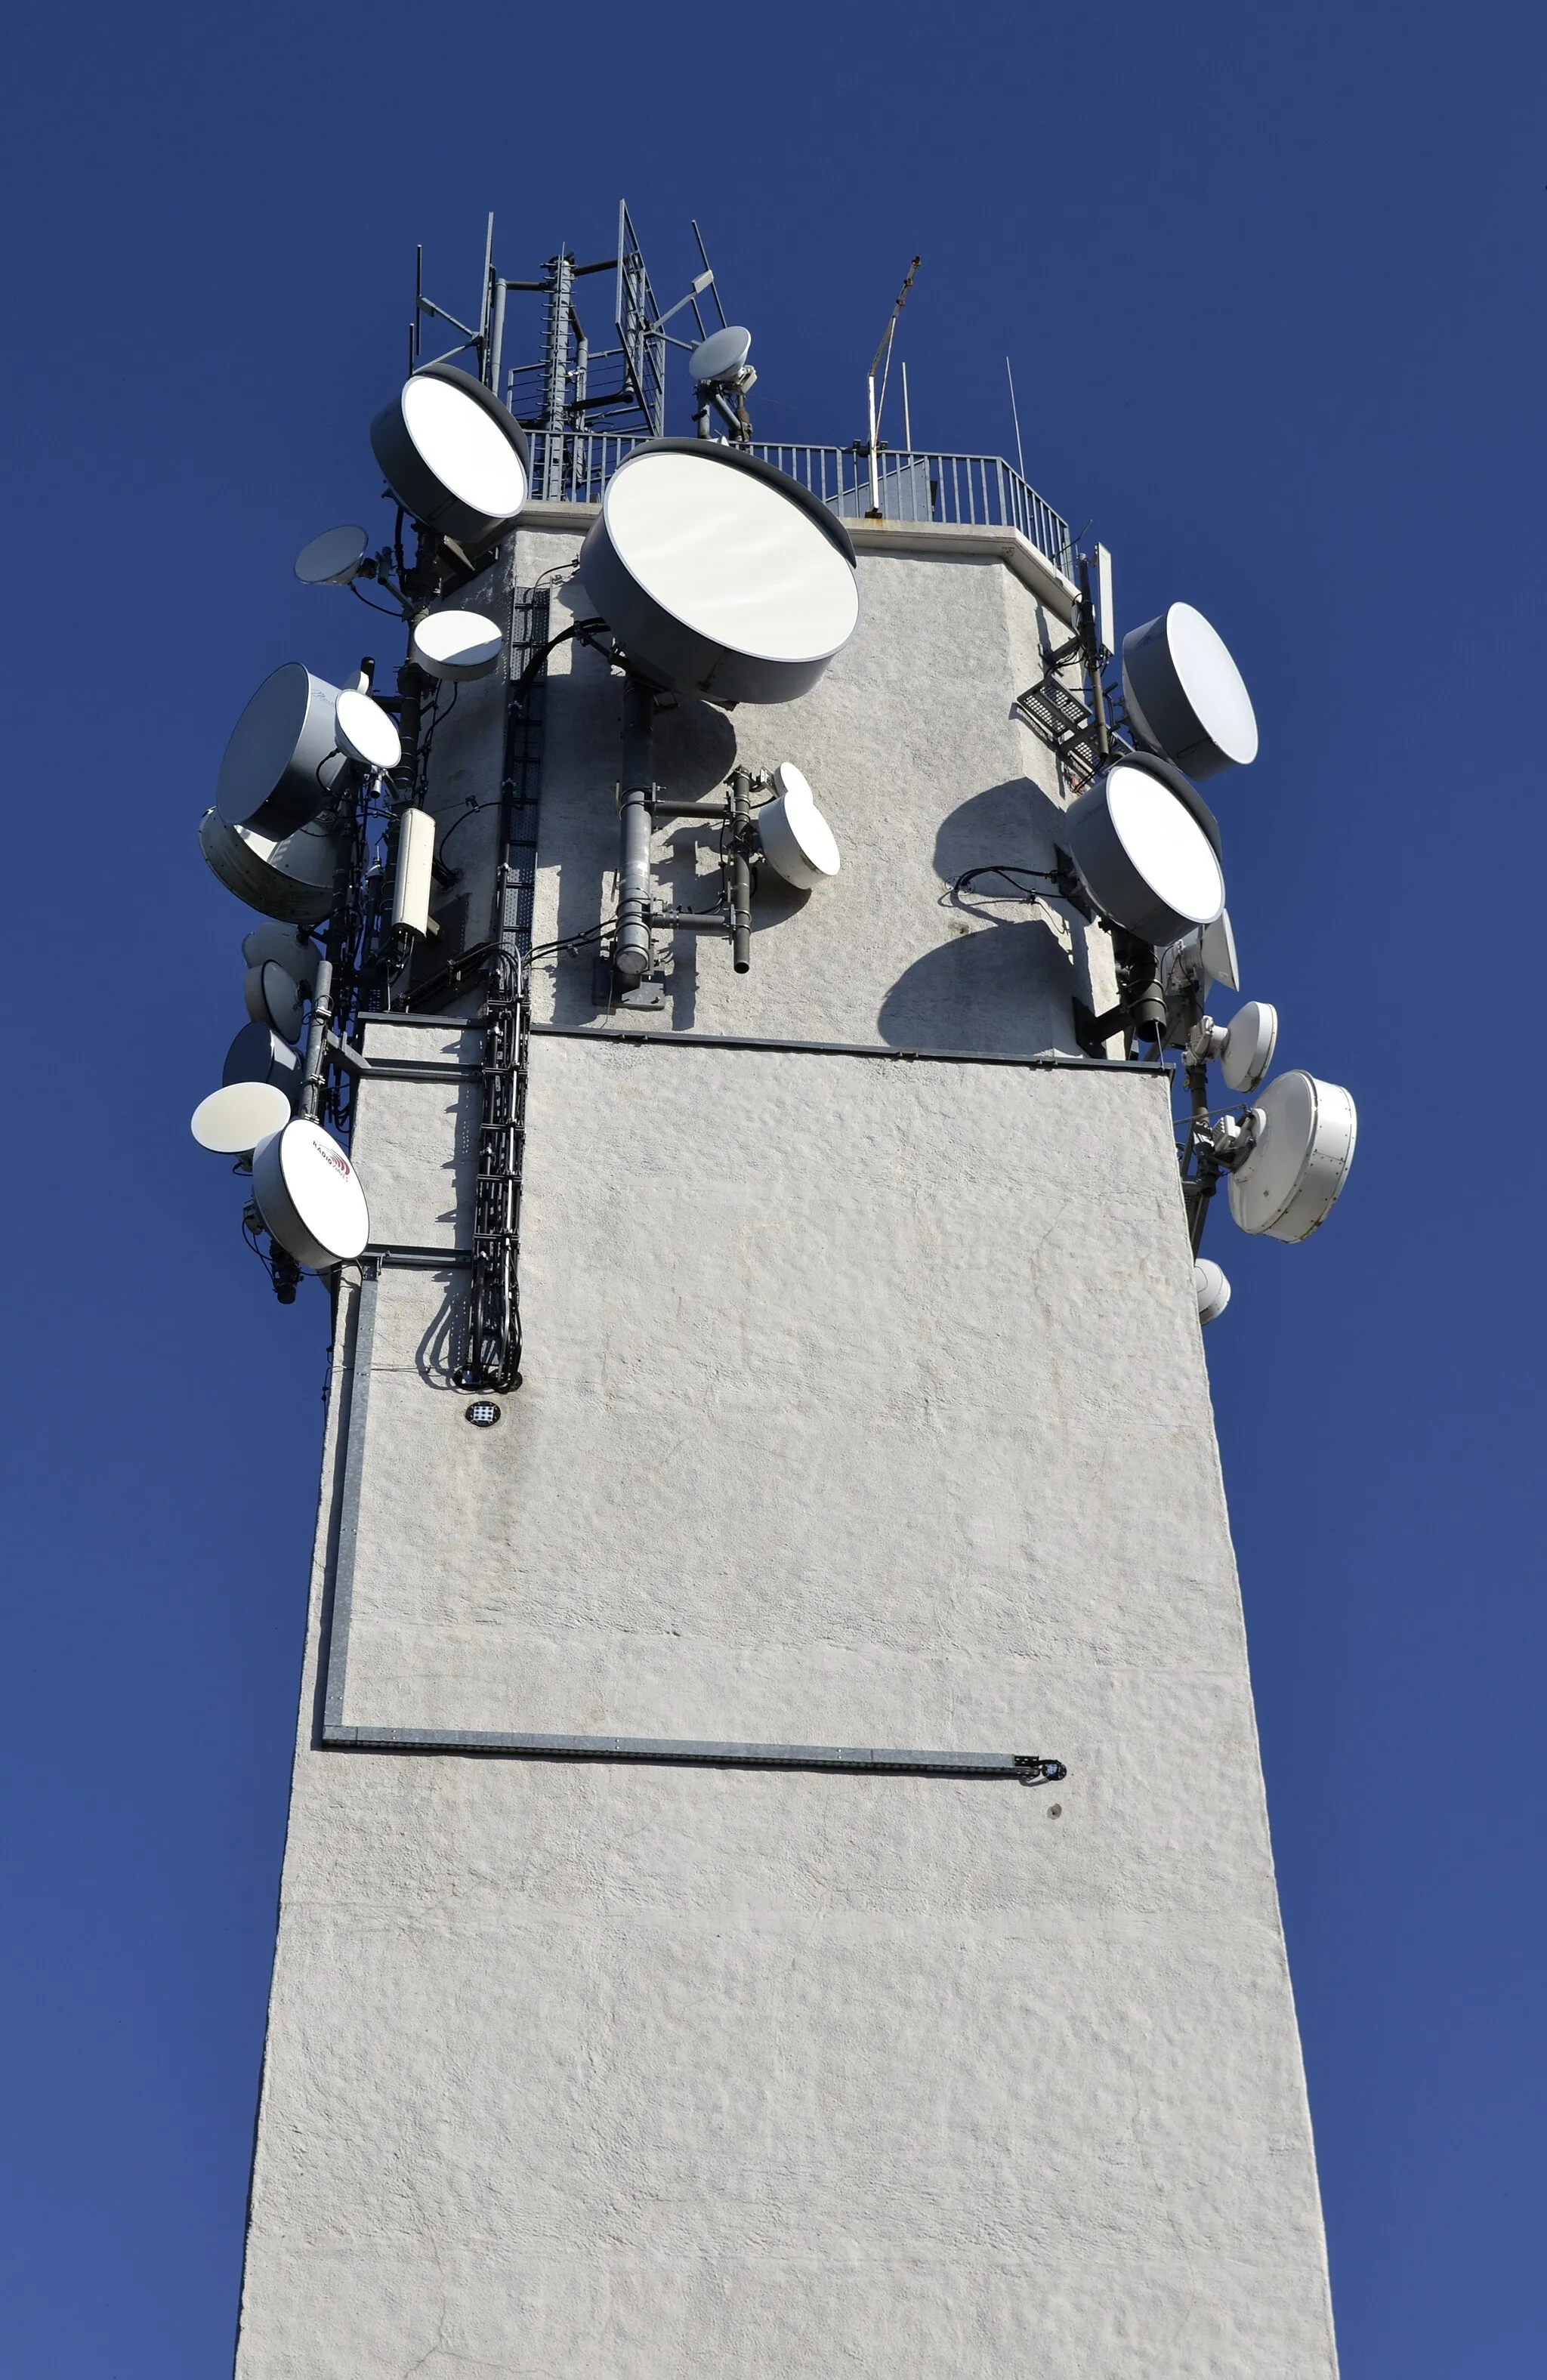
{"left": 1, "top": 3, "right": 1542, "bottom": 2372}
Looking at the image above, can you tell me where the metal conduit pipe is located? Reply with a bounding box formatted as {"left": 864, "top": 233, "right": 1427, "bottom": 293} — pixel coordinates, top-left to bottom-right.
{"left": 613, "top": 674, "right": 655, "bottom": 985}
{"left": 297, "top": 957, "right": 334, "bottom": 1122}
{"left": 730, "top": 766, "right": 752, "bottom": 973}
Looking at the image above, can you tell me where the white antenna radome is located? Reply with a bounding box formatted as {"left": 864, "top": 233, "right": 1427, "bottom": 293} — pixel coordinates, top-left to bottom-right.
{"left": 1064, "top": 756, "right": 1225, "bottom": 946}
{"left": 1194, "top": 1258, "right": 1231, "bottom": 1325}
{"left": 244, "top": 959, "right": 307, "bottom": 1042}
{"left": 252, "top": 1119, "right": 371, "bottom": 1269}
{"left": 1122, "top": 603, "right": 1258, "bottom": 779}
{"left": 1227, "top": 1072, "right": 1357, "bottom": 1242}
{"left": 241, "top": 925, "right": 318, "bottom": 990}
{"left": 190, "top": 1080, "right": 292, "bottom": 1156}
{"left": 369, "top": 364, "right": 530, "bottom": 551}
{"left": 758, "top": 764, "right": 841, "bottom": 890}
{"left": 295, "top": 526, "right": 370, "bottom": 586}
{"left": 334, "top": 687, "right": 402, "bottom": 772}
{"left": 217, "top": 665, "right": 349, "bottom": 835}
{"left": 391, "top": 808, "right": 437, "bottom": 937}
{"left": 689, "top": 325, "right": 752, "bottom": 383}
{"left": 412, "top": 609, "right": 503, "bottom": 681}
{"left": 224, "top": 1021, "right": 302, "bottom": 1100}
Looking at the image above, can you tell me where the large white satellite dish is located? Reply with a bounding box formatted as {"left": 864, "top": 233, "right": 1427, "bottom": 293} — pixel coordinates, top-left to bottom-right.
{"left": 242, "top": 924, "right": 318, "bottom": 990}
{"left": 1228, "top": 1071, "right": 1357, "bottom": 1242}
{"left": 295, "top": 525, "right": 369, "bottom": 586}
{"left": 411, "top": 608, "right": 502, "bottom": 681}
{"left": 334, "top": 687, "right": 402, "bottom": 771}
{"left": 190, "top": 1080, "right": 292, "bottom": 1155}
{"left": 217, "top": 664, "right": 349, "bottom": 835}
{"left": 369, "top": 364, "right": 530, "bottom": 551}
{"left": 1064, "top": 755, "right": 1225, "bottom": 946}
{"left": 579, "top": 442, "right": 860, "bottom": 705}
{"left": 244, "top": 959, "right": 307, "bottom": 1042}
{"left": 1193, "top": 1257, "right": 1231, "bottom": 1325}
{"left": 252, "top": 1119, "right": 370, "bottom": 1269}
{"left": 199, "top": 807, "right": 342, "bottom": 925}
{"left": 758, "top": 763, "right": 841, "bottom": 890}
{"left": 1122, "top": 603, "right": 1259, "bottom": 779}
{"left": 224, "top": 1020, "right": 302, "bottom": 1099}
{"left": 689, "top": 325, "right": 752, "bottom": 383}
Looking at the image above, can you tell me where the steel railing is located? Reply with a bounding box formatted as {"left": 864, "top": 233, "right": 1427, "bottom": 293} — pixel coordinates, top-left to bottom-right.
{"left": 526, "top": 432, "right": 1075, "bottom": 576}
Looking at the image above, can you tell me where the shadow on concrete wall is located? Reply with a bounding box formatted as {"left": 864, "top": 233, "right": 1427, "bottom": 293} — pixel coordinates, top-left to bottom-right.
{"left": 877, "top": 777, "right": 1081, "bottom": 1055}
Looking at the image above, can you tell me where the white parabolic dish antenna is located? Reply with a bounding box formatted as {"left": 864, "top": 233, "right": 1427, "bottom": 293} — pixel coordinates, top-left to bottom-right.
{"left": 217, "top": 664, "right": 348, "bottom": 835}
{"left": 1217, "top": 999, "right": 1278, "bottom": 1094}
{"left": 199, "top": 807, "right": 341, "bottom": 926}
{"left": 1064, "top": 756, "right": 1225, "bottom": 945}
{"left": 334, "top": 687, "right": 402, "bottom": 771}
{"left": 579, "top": 443, "right": 860, "bottom": 705}
{"left": 1228, "top": 1071, "right": 1357, "bottom": 1242}
{"left": 369, "top": 363, "right": 530, "bottom": 551}
{"left": 252, "top": 1119, "right": 370, "bottom": 1269}
{"left": 190, "top": 1080, "right": 292, "bottom": 1155}
{"left": 689, "top": 325, "right": 752, "bottom": 383}
{"left": 1122, "top": 603, "right": 1259, "bottom": 779}
{"left": 758, "top": 763, "right": 841, "bottom": 889}
{"left": 411, "top": 609, "right": 502, "bottom": 681}
{"left": 1194, "top": 1257, "right": 1231, "bottom": 1325}
{"left": 295, "top": 525, "right": 369, "bottom": 586}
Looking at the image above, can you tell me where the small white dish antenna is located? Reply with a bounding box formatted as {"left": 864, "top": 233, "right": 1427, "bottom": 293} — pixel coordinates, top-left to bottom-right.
{"left": 1064, "top": 756, "right": 1225, "bottom": 946}
{"left": 200, "top": 807, "right": 342, "bottom": 926}
{"left": 190, "top": 1080, "right": 292, "bottom": 1156}
{"left": 1122, "top": 603, "right": 1258, "bottom": 779}
{"left": 244, "top": 959, "right": 307, "bottom": 1042}
{"left": 295, "top": 525, "right": 369, "bottom": 586}
{"left": 334, "top": 687, "right": 402, "bottom": 771}
{"left": 758, "top": 764, "right": 841, "bottom": 890}
{"left": 1161, "top": 910, "right": 1240, "bottom": 1003}
{"left": 369, "top": 363, "right": 530, "bottom": 551}
{"left": 252, "top": 1119, "right": 371, "bottom": 1269}
{"left": 217, "top": 664, "right": 349, "bottom": 835}
{"left": 1228, "top": 1071, "right": 1357, "bottom": 1242}
{"left": 411, "top": 608, "right": 502, "bottom": 681}
{"left": 689, "top": 325, "right": 752, "bottom": 384}
{"left": 579, "top": 443, "right": 860, "bottom": 705}
{"left": 1215, "top": 999, "right": 1278, "bottom": 1094}
{"left": 223, "top": 1020, "right": 302, "bottom": 1099}
{"left": 1193, "top": 1257, "right": 1231, "bottom": 1325}
{"left": 241, "top": 924, "right": 318, "bottom": 990}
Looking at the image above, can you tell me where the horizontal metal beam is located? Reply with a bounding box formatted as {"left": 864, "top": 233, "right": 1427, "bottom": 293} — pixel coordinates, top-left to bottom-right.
{"left": 322, "top": 1722, "right": 1065, "bottom": 1784}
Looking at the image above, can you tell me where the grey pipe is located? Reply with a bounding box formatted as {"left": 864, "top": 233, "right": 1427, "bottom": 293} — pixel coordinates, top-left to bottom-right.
{"left": 298, "top": 958, "right": 334, "bottom": 1122}
{"left": 730, "top": 767, "right": 752, "bottom": 974}
{"left": 613, "top": 676, "right": 655, "bottom": 986}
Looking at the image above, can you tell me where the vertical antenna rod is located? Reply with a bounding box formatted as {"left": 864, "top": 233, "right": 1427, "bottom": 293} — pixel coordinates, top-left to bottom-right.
{"left": 1005, "top": 357, "right": 1026, "bottom": 480}
{"left": 865, "top": 255, "right": 921, "bottom": 518}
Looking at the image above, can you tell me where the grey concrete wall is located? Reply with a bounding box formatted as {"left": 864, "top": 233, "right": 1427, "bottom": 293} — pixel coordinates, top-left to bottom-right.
{"left": 232, "top": 524, "right": 1338, "bottom": 2378}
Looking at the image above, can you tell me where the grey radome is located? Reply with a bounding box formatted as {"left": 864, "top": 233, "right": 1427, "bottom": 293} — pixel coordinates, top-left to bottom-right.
{"left": 1122, "top": 603, "right": 1258, "bottom": 780}
{"left": 412, "top": 609, "right": 503, "bottom": 681}
{"left": 369, "top": 364, "right": 530, "bottom": 551}
{"left": 758, "top": 764, "right": 841, "bottom": 891}
{"left": 1228, "top": 1071, "right": 1357, "bottom": 1242}
{"left": 690, "top": 325, "right": 752, "bottom": 384}
{"left": 295, "top": 525, "right": 369, "bottom": 586}
{"left": 190, "top": 1079, "right": 292, "bottom": 1156}
{"left": 1194, "top": 1258, "right": 1231, "bottom": 1325}
{"left": 199, "top": 807, "right": 342, "bottom": 926}
{"left": 217, "top": 663, "right": 349, "bottom": 835}
{"left": 334, "top": 687, "right": 402, "bottom": 771}
{"left": 578, "top": 443, "right": 860, "bottom": 706}
{"left": 224, "top": 1020, "right": 303, "bottom": 1100}
{"left": 252, "top": 1119, "right": 370, "bottom": 1269}
{"left": 1063, "top": 757, "right": 1225, "bottom": 946}
{"left": 244, "top": 959, "right": 307, "bottom": 1042}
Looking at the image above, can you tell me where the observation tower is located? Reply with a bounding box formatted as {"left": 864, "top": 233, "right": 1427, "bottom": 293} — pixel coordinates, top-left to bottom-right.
{"left": 197, "top": 208, "right": 1351, "bottom": 2376}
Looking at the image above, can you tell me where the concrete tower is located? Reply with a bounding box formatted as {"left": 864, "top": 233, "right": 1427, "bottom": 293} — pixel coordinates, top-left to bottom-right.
{"left": 227, "top": 435, "right": 1340, "bottom": 2372}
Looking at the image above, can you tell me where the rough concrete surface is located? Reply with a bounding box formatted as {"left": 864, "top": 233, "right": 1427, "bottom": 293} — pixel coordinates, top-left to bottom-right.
{"left": 232, "top": 528, "right": 1339, "bottom": 2377}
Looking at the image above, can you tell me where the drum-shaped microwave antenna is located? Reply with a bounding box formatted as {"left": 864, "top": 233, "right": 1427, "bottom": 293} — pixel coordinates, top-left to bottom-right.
{"left": 199, "top": 807, "right": 342, "bottom": 926}
{"left": 1193, "top": 1257, "right": 1231, "bottom": 1326}
{"left": 244, "top": 959, "right": 307, "bottom": 1042}
{"left": 190, "top": 1080, "right": 292, "bottom": 1156}
{"left": 1217, "top": 999, "right": 1278, "bottom": 1094}
{"left": 411, "top": 608, "right": 502, "bottom": 681}
{"left": 1228, "top": 1071, "right": 1357, "bottom": 1242}
{"left": 1063, "top": 755, "right": 1225, "bottom": 946}
{"left": 369, "top": 363, "right": 530, "bottom": 551}
{"left": 242, "top": 924, "right": 318, "bottom": 991}
{"left": 758, "top": 763, "right": 841, "bottom": 890}
{"left": 1122, "top": 603, "right": 1258, "bottom": 779}
{"left": 690, "top": 325, "right": 752, "bottom": 384}
{"left": 334, "top": 687, "right": 401, "bottom": 771}
{"left": 295, "top": 525, "right": 369, "bottom": 586}
{"left": 217, "top": 664, "right": 349, "bottom": 835}
{"left": 224, "top": 1020, "right": 303, "bottom": 1100}
{"left": 579, "top": 442, "right": 860, "bottom": 705}
{"left": 252, "top": 1119, "right": 370, "bottom": 1269}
